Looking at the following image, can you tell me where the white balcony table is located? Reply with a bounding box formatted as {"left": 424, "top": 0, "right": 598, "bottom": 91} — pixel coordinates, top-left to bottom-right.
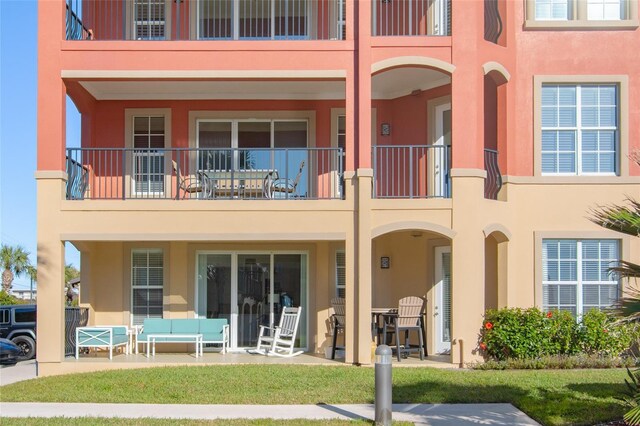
{"left": 147, "top": 334, "right": 203, "bottom": 358}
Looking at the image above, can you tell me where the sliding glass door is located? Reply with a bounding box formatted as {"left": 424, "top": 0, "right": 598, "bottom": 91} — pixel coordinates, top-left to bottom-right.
{"left": 196, "top": 252, "right": 307, "bottom": 350}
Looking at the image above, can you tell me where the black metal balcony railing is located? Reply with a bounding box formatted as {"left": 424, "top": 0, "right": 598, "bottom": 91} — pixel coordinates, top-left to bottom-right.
{"left": 66, "top": 1, "right": 92, "bottom": 40}
{"left": 66, "top": 156, "right": 90, "bottom": 200}
{"left": 372, "top": 145, "right": 451, "bottom": 199}
{"left": 65, "top": 0, "right": 345, "bottom": 41}
{"left": 484, "top": 0, "right": 502, "bottom": 44}
{"left": 65, "top": 147, "right": 343, "bottom": 201}
{"left": 484, "top": 148, "right": 502, "bottom": 200}
{"left": 372, "top": 0, "right": 450, "bottom": 36}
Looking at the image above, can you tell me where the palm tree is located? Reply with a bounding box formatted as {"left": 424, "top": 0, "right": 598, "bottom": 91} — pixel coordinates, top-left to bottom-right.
{"left": 589, "top": 149, "right": 640, "bottom": 317}
{"left": 590, "top": 150, "right": 640, "bottom": 425}
{"left": 25, "top": 265, "right": 37, "bottom": 302}
{"left": 1, "top": 244, "right": 32, "bottom": 292}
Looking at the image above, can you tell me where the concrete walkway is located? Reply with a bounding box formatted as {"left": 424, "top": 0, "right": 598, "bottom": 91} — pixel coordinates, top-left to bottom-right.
{"left": 0, "top": 360, "right": 37, "bottom": 386}
{"left": 0, "top": 402, "right": 540, "bottom": 425}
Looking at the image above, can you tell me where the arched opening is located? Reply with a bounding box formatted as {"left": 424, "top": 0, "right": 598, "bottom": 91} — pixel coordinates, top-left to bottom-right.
{"left": 372, "top": 224, "right": 453, "bottom": 357}
{"left": 483, "top": 65, "right": 509, "bottom": 200}
{"left": 484, "top": 228, "right": 510, "bottom": 311}
{"left": 371, "top": 58, "right": 454, "bottom": 199}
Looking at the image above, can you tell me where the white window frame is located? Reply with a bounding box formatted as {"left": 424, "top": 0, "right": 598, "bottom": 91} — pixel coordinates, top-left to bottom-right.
{"left": 124, "top": 108, "right": 171, "bottom": 199}
{"left": 132, "top": 115, "right": 167, "bottom": 196}
{"left": 525, "top": 0, "right": 638, "bottom": 28}
{"left": 131, "top": 249, "right": 164, "bottom": 325}
{"left": 541, "top": 84, "right": 618, "bottom": 176}
{"left": 542, "top": 239, "right": 620, "bottom": 317}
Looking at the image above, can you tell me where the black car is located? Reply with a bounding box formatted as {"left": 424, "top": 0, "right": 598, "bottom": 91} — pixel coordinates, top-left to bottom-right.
{"left": 0, "top": 338, "right": 22, "bottom": 365}
{"left": 0, "top": 305, "right": 36, "bottom": 360}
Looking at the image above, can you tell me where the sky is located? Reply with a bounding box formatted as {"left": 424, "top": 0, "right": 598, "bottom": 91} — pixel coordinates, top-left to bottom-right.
{"left": 1, "top": 0, "right": 81, "bottom": 293}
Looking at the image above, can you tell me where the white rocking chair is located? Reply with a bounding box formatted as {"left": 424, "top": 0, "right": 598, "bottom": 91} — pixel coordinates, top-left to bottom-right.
{"left": 253, "top": 306, "right": 303, "bottom": 357}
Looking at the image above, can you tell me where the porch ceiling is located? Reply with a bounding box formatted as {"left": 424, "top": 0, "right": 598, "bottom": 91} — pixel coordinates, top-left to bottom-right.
{"left": 78, "top": 80, "right": 346, "bottom": 100}
{"left": 372, "top": 67, "right": 450, "bottom": 100}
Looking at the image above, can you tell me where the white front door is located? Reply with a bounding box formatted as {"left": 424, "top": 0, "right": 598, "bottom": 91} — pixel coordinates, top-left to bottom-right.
{"left": 434, "top": 247, "right": 452, "bottom": 354}
{"left": 433, "top": 103, "right": 451, "bottom": 197}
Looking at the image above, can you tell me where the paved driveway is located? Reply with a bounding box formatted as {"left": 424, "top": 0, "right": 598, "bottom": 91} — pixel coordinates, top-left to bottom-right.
{"left": 0, "top": 360, "right": 37, "bottom": 386}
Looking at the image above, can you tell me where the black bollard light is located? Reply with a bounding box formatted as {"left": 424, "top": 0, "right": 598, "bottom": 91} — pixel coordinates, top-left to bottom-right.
{"left": 374, "top": 344, "right": 392, "bottom": 426}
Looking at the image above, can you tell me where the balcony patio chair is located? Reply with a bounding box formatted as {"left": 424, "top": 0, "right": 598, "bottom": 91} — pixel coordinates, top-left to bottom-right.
{"left": 330, "top": 297, "right": 345, "bottom": 360}
{"left": 172, "top": 160, "right": 211, "bottom": 199}
{"left": 266, "top": 161, "right": 305, "bottom": 199}
{"left": 382, "top": 296, "right": 427, "bottom": 361}
{"left": 251, "top": 306, "right": 303, "bottom": 357}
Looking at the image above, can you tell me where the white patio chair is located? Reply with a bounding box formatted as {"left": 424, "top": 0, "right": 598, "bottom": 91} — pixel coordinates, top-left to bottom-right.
{"left": 252, "top": 306, "right": 303, "bottom": 357}
{"left": 266, "top": 161, "right": 305, "bottom": 199}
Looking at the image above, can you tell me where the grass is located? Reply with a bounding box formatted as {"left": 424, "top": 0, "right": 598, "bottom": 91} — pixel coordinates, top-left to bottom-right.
{"left": 0, "top": 365, "right": 629, "bottom": 426}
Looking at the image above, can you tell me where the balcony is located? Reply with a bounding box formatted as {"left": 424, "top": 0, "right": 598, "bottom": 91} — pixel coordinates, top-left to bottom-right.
{"left": 372, "top": 0, "right": 450, "bottom": 37}
{"left": 372, "top": 145, "right": 450, "bottom": 199}
{"left": 65, "top": 147, "right": 343, "bottom": 200}
{"left": 65, "top": 0, "right": 345, "bottom": 41}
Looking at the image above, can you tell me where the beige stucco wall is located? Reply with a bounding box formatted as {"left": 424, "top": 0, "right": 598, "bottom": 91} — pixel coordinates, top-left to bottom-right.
{"left": 78, "top": 240, "right": 337, "bottom": 354}
{"left": 37, "top": 172, "right": 640, "bottom": 374}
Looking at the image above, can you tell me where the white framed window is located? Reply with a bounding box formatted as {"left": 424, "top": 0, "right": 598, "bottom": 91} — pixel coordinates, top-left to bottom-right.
{"left": 536, "top": 0, "right": 569, "bottom": 20}
{"left": 335, "top": 250, "right": 345, "bottom": 298}
{"left": 134, "top": 0, "right": 167, "bottom": 40}
{"left": 132, "top": 115, "right": 166, "bottom": 195}
{"left": 131, "top": 249, "right": 164, "bottom": 325}
{"left": 541, "top": 84, "right": 618, "bottom": 175}
{"left": 588, "top": 0, "right": 623, "bottom": 20}
{"left": 542, "top": 239, "right": 619, "bottom": 317}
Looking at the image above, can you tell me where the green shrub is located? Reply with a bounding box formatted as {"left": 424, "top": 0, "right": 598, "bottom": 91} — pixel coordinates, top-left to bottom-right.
{"left": 578, "top": 309, "right": 637, "bottom": 357}
{"left": 0, "top": 290, "right": 22, "bottom": 306}
{"left": 480, "top": 307, "right": 638, "bottom": 361}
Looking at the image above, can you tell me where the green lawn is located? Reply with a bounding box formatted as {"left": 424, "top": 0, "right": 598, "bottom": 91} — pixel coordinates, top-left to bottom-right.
{"left": 0, "top": 365, "right": 629, "bottom": 426}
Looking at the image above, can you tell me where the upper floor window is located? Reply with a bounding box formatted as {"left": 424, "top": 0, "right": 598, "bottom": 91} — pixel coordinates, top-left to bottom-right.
{"left": 133, "top": 116, "right": 166, "bottom": 194}
{"left": 588, "top": 0, "right": 623, "bottom": 20}
{"left": 541, "top": 84, "right": 618, "bottom": 175}
{"left": 536, "top": 0, "right": 569, "bottom": 20}
{"left": 134, "top": 0, "right": 167, "bottom": 40}
{"left": 525, "top": 0, "right": 638, "bottom": 28}
{"left": 542, "top": 239, "right": 619, "bottom": 316}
